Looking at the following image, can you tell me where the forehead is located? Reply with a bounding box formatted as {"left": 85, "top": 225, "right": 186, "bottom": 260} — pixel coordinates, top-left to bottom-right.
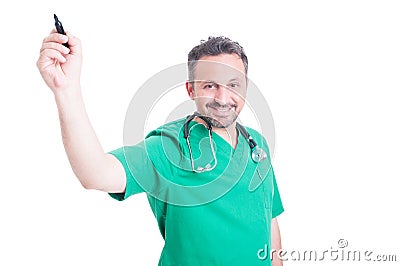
{"left": 193, "top": 54, "right": 246, "bottom": 83}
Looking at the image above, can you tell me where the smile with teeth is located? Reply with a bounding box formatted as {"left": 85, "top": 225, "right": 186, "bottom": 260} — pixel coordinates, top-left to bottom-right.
{"left": 209, "top": 106, "right": 234, "bottom": 116}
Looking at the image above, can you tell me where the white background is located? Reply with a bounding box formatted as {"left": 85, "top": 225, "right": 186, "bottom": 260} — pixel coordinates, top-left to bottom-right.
{"left": 0, "top": 0, "right": 399, "bottom": 265}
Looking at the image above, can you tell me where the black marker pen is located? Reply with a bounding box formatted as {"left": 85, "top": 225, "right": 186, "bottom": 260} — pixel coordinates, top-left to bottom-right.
{"left": 54, "top": 14, "right": 69, "bottom": 48}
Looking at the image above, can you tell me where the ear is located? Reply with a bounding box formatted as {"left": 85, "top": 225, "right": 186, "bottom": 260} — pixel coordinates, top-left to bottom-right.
{"left": 186, "top": 81, "right": 195, "bottom": 100}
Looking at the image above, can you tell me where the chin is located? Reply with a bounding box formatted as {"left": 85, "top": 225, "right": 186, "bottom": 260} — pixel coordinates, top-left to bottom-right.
{"left": 209, "top": 117, "right": 236, "bottom": 129}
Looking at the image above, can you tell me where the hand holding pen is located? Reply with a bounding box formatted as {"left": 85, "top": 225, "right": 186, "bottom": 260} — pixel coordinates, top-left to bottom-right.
{"left": 37, "top": 14, "right": 83, "bottom": 93}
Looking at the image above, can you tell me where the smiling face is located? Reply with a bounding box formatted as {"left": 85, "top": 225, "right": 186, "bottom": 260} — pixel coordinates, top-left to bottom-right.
{"left": 186, "top": 53, "right": 247, "bottom": 129}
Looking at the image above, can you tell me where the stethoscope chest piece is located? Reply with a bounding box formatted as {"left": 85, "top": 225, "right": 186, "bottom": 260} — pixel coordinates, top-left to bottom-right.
{"left": 251, "top": 146, "right": 267, "bottom": 163}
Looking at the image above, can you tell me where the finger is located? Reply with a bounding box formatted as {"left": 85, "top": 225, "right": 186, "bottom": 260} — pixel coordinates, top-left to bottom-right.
{"left": 65, "top": 32, "right": 82, "bottom": 56}
{"left": 40, "top": 42, "right": 70, "bottom": 54}
{"left": 38, "top": 48, "right": 67, "bottom": 64}
{"left": 42, "top": 32, "right": 68, "bottom": 45}
{"left": 49, "top": 28, "right": 57, "bottom": 34}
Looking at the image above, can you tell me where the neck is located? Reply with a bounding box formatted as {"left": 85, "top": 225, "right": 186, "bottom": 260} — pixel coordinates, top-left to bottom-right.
{"left": 194, "top": 117, "right": 238, "bottom": 149}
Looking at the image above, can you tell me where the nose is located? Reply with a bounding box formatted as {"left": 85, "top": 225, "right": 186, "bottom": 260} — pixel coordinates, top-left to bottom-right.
{"left": 214, "top": 86, "right": 231, "bottom": 105}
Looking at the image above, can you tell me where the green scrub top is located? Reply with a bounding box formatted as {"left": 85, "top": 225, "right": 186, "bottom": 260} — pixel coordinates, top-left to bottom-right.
{"left": 109, "top": 118, "right": 284, "bottom": 266}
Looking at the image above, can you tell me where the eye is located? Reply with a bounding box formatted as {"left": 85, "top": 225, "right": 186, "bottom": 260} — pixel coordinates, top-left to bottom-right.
{"left": 203, "top": 83, "right": 217, "bottom": 89}
{"left": 229, "top": 82, "right": 240, "bottom": 89}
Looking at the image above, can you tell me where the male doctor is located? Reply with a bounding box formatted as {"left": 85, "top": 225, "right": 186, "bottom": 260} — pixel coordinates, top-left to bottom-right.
{"left": 37, "top": 29, "right": 284, "bottom": 265}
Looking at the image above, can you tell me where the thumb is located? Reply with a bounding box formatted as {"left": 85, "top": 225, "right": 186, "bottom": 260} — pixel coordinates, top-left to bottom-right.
{"left": 65, "top": 31, "right": 82, "bottom": 56}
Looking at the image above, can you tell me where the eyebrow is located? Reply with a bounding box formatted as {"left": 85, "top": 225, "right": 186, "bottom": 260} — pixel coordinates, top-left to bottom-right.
{"left": 196, "top": 78, "right": 243, "bottom": 84}
{"left": 194, "top": 80, "right": 216, "bottom": 84}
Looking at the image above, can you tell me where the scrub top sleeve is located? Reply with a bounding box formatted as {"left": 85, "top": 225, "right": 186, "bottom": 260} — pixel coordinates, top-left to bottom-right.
{"left": 107, "top": 146, "right": 145, "bottom": 201}
{"left": 272, "top": 172, "right": 284, "bottom": 218}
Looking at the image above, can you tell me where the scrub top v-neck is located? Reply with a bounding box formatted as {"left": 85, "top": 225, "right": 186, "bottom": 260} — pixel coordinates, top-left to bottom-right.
{"left": 108, "top": 117, "right": 284, "bottom": 266}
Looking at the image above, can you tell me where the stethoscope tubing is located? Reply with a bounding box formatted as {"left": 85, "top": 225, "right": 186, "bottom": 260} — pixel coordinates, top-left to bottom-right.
{"left": 183, "top": 112, "right": 266, "bottom": 172}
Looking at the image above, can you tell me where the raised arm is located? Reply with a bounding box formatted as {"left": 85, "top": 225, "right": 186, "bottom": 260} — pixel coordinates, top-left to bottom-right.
{"left": 37, "top": 30, "right": 126, "bottom": 193}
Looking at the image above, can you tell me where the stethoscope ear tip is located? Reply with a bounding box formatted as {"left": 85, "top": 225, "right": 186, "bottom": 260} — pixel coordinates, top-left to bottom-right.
{"left": 196, "top": 163, "right": 211, "bottom": 172}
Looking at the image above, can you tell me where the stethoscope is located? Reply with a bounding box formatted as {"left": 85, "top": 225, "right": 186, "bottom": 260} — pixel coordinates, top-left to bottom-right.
{"left": 183, "top": 112, "right": 267, "bottom": 173}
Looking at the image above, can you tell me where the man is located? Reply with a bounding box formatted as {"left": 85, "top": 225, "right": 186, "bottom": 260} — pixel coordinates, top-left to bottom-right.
{"left": 37, "top": 30, "right": 284, "bottom": 265}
